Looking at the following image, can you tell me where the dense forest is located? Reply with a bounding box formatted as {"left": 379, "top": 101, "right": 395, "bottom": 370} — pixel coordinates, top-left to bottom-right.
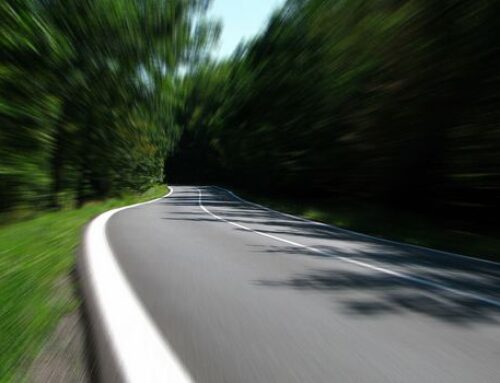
{"left": 2, "top": 0, "right": 500, "bottom": 229}
{"left": 168, "top": 0, "right": 500, "bottom": 228}
{"left": 1, "top": 0, "right": 217, "bottom": 214}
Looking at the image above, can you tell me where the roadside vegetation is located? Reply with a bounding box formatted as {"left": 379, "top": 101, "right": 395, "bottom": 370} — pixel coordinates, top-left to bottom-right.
{"left": 1, "top": 1, "right": 209, "bottom": 381}
{"left": 0, "top": 185, "right": 167, "bottom": 382}
{"left": 238, "top": 191, "right": 500, "bottom": 262}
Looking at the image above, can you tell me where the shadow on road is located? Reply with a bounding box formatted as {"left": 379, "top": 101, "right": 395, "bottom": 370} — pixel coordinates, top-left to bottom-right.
{"left": 163, "top": 187, "right": 500, "bottom": 327}
{"left": 257, "top": 267, "right": 500, "bottom": 327}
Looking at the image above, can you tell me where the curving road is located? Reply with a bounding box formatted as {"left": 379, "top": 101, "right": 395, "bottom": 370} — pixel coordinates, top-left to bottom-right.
{"left": 100, "top": 185, "right": 500, "bottom": 382}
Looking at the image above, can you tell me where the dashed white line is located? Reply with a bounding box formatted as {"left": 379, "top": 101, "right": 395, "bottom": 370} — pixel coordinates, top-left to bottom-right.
{"left": 198, "top": 187, "right": 500, "bottom": 308}
{"left": 213, "top": 186, "right": 500, "bottom": 267}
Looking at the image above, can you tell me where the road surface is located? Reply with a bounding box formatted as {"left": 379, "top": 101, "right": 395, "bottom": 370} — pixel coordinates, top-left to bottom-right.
{"left": 102, "top": 185, "right": 500, "bottom": 382}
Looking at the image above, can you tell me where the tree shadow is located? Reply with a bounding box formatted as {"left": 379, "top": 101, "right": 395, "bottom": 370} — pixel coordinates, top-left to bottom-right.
{"left": 257, "top": 268, "right": 500, "bottom": 327}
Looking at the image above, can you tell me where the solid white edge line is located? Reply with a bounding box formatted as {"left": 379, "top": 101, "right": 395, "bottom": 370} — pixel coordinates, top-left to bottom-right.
{"left": 85, "top": 186, "right": 194, "bottom": 383}
{"left": 212, "top": 186, "right": 500, "bottom": 267}
{"left": 198, "top": 187, "right": 500, "bottom": 308}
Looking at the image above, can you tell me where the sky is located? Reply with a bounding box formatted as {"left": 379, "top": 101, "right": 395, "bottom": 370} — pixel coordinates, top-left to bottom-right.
{"left": 207, "top": 0, "right": 286, "bottom": 59}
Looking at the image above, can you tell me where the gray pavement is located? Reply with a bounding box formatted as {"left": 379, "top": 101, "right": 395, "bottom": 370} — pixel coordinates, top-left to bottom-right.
{"left": 106, "top": 186, "right": 500, "bottom": 382}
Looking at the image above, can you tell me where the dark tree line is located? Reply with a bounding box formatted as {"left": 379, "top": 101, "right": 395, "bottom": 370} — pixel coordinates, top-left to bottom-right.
{"left": 168, "top": 0, "right": 500, "bottom": 226}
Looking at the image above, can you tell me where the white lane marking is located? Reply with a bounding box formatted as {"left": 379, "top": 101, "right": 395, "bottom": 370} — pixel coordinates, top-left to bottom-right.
{"left": 198, "top": 187, "right": 500, "bottom": 308}
{"left": 212, "top": 186, "right": 500, "bottom": 267}
{"left": 85, "top": 187, "right": 194, "bottom": 383}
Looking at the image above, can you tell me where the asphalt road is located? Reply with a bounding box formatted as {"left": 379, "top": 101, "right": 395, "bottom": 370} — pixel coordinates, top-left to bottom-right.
{"left": 106, "top": 185, "right": 500, "bottom": 382}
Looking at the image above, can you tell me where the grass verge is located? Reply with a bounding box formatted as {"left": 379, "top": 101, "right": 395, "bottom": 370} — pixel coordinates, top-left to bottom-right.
{"left": 0, "top": 185, "right": 168, "bottom": 382}
{"left": 237, "top": 191, "right": 500, "bottom": 262}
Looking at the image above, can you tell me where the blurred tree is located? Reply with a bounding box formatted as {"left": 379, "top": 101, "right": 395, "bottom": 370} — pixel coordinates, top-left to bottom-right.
{"left": 0, "top": 0, "right": 217, "bottom": 213}
{"left": 0, "top": 0, "right": 68, "bottom": 211}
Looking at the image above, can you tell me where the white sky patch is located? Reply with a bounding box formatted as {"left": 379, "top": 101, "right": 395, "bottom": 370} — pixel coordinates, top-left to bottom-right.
{"left": 207, "top": 0, "right": 286, "bottom": 58}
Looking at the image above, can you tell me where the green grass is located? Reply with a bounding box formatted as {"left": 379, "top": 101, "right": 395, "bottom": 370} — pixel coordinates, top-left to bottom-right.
{"left": 0, "top": 185, "right": 168, "bottom": 382}
{"left": 238, "top": 191, "right": 500, "bottom": 262}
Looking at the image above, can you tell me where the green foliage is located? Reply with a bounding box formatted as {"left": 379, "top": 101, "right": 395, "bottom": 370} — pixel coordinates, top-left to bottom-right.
{"left": 0, "top": 0, "right": 214, "bottom": 213}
